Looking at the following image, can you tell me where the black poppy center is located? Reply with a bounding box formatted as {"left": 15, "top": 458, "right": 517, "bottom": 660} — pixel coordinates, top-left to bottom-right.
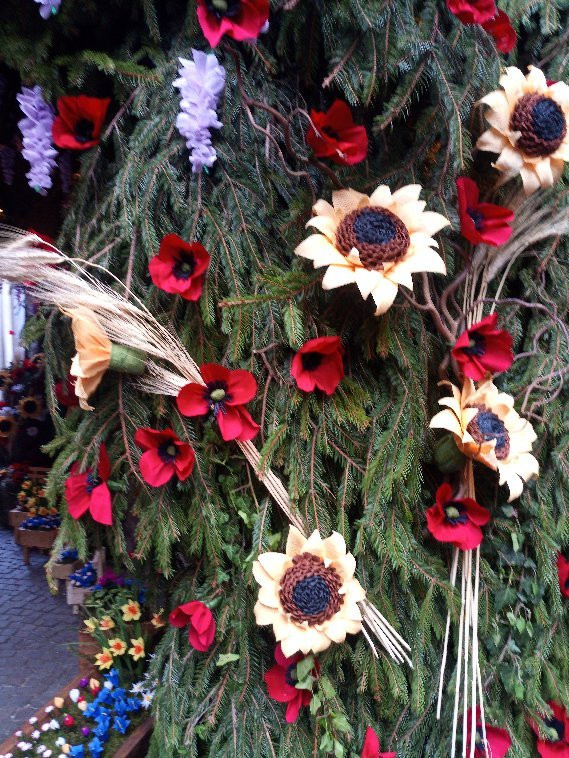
{"left": 74, "top": 118, "right": 95, "bottom": 144}
{"left": 467, "top": 207, "right": 485, "bottom": 231}
{"left": 321, "top": 126, "right": 341, "bottom": 141}
{"left": 444, "top": 501, "right": 468, "bottom": 525}
{"left": 292, "top": 576, "right": 331, "bottom": 617}
{"left": 158, "top": 442, "right": 178, "bottom": 464}
{"left": 0, "top": 419, "right": 13, "bottom": 433}
{"left": 511, "top": 94, "right": 567, "bottom": 157}
{"left": 474, "top": 731, "right": 485, "bottom": 751}
{"left": 544, "top": 716, "right": 565, "bottom": 742}
{"left": 335, "top": 207, "right": 410, "bottom": 271}
{"left": 284, "top": 663, "right": 297, "bottom": 687}
{"left": 204, "top": 0, "right": 241, "bottom": 18}
{"left": 466, "top": 406, "right": 510, "bottom": 461}
{"left": 463, "top": 332, "right": 486, "bottom": 357}
{"left": 23, "top": 400, "right": 38, "bottom": 414}
{"left": 565, "top": 576, "right": 569, "bottom": 590}
{"left": 205, "top": 380, "right": 231, "bottom": 416}
{"left": 86, "top": 472, "right": 101, "bottom": 494}
{"left": 172, "top": 251, "right": 196, "bottom": 280}
{"left": 301, "top": 352, "right": 323, "bottom": 372}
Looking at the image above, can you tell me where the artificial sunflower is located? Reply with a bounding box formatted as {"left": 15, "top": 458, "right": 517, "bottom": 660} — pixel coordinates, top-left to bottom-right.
{"left": 253, "top": 526, "right": 365, "bottom": 657}
{"left": 65, "top": 307, "right": 112, "bottom": 411}
{"left": 0, "top": 415, "right": 17, "bottom": 438}
{"left": 477, "top": 66, "right": 569, "bottom": 195}
{"left": 18, "top": 396, "right": 43, "bottom": 419}
{"left": 294, "top": 184, "right": 449, "bottom": 315}
{"left": 430, "top": 378, "right": 539, "bottom": 501}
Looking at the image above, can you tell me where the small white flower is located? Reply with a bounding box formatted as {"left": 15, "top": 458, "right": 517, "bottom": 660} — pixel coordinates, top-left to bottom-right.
{"left": 55, "top": 738, "right": 65, "bottom": 747}
{"left": 141, "top": 691, "right": 154, "bottom": 709}
{"left": 44, "top": 706, "right": 54, "bottom": 714}
{"left": 129, "top": 682, "right": 144, "bottom": 694}
{"left": 43, "top": 752, "right": 52, "bottom": 758}
{"left": 36, "top": 747, "right": 46, "bottom": 754}
{"left": 31, "top": 730, "right": 40, "bottom": 740}
{"left": 41, "top": 724, "right": 50, "bottom": 732}
{"left": 103, "top": 681, "right": 113, "bottom": 690}
{"left": 49, "top": 720, "right": 60, "bottom": 730}
{"left": 68, "top": 688, "right": 80, "bottom": 703}
{"left": 29, "top": 718, "right": 38, "bottom": 724}
{"left": 15, "top": 731, "right": 23, "bottom": 736}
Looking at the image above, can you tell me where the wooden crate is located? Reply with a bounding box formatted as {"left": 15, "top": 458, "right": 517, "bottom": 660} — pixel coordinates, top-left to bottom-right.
{"left": 51, "top": 558, "right": 83, "bottom": 580}
{"left": 8, "top": 508, "right": 29, "bottom": 533}
{"left": 16, "top": 526, "right": 58, "bottom": 565}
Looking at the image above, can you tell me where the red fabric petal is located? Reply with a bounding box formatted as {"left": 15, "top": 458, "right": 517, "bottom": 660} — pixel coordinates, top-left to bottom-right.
{"left": 188, "top": 602, "right": 214, "bottom": 634}
{"left": 89, "top": 483, "right": 113, "bottom": 526}
{"left": 313, "top": 355, "right": 345, "bottom": 395}
{"left": 169, "top": 606, "right": 190, "bottom": 628}
{"left": 463, "top": 498, "right": 491, "bottom": 526}
{"left": 97, "top": 443, "right": 111, "bottom": 481}
{"left": 226, "top": 369, "right": 258, "bottom": 405}
{"left": 264, "top": 664, "right": 297, "bottom": 703}
{"left": 177, "top": 383, "right": 210, "bottom": 417}
{"left": 65, "top": 472, "right": 91, "bottom": 520}
{"left": 484, "top": 724, "right": 512, "bottom": 757}
{"left": 52, "top": 96, "right": 110, "bottom": 151}
{"left": 362, "top": 727, "right": 380, "bottom": 758}
{"left": 227, "top": 406, "right": 260, "bottom": 441}
{"left": 139, "top": 448, "right": 174, "bottom": 487}
{"left": 149, "top": 236, "right": 210, "bottom": 301}
{"left": 482, "top": 10, "right": 517, "bottom": 53}
{"left": 291, "top": 356, "right": 317, "bottom": 393}
{"left": 274, "top": 643, "right": 300, "bottom": 668}
{"left": 456, "top": 177, "right": 513, "bottom": 247}
{"left": 134, "top": 427, "right": 171, "bottom": 451}
{"left": 201, "top": 363, "right": 231, "bottom": 385}
{"left": 217, "top": 405, "right": 260, "bottom": 441}
{"left": 285, "top": 693, "right": 304, "bottom": 723}
{"left": 196, "top": 0, "right": 268, "bottom": 46}
{"left": 306, "top": 102, "right": 368, "bottom": 166}
{"left": 173, "top": 442, "right": 195, "bottom": 482}
{"left": 435, "top": 483, "right": 454, "bottom": 508}
{"left": 446, "top": 0, "right": 496, "bottom": 24}
{"left": 426, "top": 505, "right": 484, "bottom": 550}
{"left": 189, "top": 614, "right": 216, "bottom": 652}
{"left": 557, "top": 554, "right": 569, "bottom": 598}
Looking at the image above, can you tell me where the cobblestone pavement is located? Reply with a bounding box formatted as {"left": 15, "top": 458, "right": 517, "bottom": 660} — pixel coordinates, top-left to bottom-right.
{"left": 0, "top": 527, "right": 78, "bottom": 740}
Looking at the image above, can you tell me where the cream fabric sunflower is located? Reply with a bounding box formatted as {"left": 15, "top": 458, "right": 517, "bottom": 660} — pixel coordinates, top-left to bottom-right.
{"left": 253, "top": 526, "right": 365, "bottom": 657}
{"left": 430, "top": 378, "right": 539, "bottom": 501}
{"left": 477, "top": 66, "right": 569, "bottom": 195}
{"left": 294, "top": 185, "right": 449, "bottom": 315}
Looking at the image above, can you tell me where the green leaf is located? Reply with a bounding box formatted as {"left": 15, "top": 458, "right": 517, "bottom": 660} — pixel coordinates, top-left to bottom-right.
{"left": 216, "top": 653, "right": 240, "bottom": 667}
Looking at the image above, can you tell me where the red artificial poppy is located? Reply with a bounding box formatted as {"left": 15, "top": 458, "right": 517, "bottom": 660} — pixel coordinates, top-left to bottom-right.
{"left": 446, "top": 0, "right": 496, "bottom": 23}
{"left": 306, "top": 100, "right": 368, "bottom": 166}
{"left": 452, "top": 312, "right": 513, "bottom": 381}
{"left": 169, "top": 600, "right": 216, "bottom": 652}
{"left": 264, "top": 644, "right": 314, "bottom": 723}
{"left": 134, "top": 427, "right": 195, "bottom": 487}
{"left": 55, "top": 375, "right": 80, "bottom": 407}
{"left": 481, "top": 10, "right": 516, "bottom": 53}
{"left": 28, "top": 229, "right": 54, "bottom": 250}
{"left": 558, "top": 554, "right": 569, "bottom": 599}
{"left": 466, "top": 708, "right": 512, "bottom": 757}
{"left": 530, "top": 702, "right": 569, "bottom": 758}
{"left": 149, "top": 234, "right": 210, "bottom": 302}
{"left": 426, "top": 483, "right": 490, "bottom": 550}
{"left": 177, "top": 363, "right": 260, "bottom": 442}
{"left": 64, "top": 444, "right": 112, "bottom": 526}
{"left": 196, "top": 0, "right": 269, "bottom": 47}
{"left": 291, "top": 336, "right": 345, "bottom": 395}
{"left": 361, "top": 727, "right": 396, "bottom": 758}
{"left": 456, "top": 178, "right": 514, "bottom": 247}
{"left": 52, "top": 96, "right": 111, "bottom": 151}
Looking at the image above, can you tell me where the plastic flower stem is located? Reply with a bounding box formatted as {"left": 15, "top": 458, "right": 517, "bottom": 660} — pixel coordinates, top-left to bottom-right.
{"left": 470, "top": 546, "right": 488, "bottom": 758}
{"left": 436, "top": 546, "right": 460, "bottom": 719}
{"left": 476, "top": 653, "right": 489, "bottom": 757}
{"left": 462, "top": 548, "right": 472, "bottom": 758}
{"left": 451, "top": 553, "right": 466, "bottom": 758}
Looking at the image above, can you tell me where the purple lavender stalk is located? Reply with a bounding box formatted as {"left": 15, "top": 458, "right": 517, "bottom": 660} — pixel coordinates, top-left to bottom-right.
{"left": 17, "top": 85, "right": 58, "bottom": 195}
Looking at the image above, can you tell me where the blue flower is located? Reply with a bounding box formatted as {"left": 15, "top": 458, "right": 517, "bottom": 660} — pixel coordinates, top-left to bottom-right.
{"left": 113, "top": 699, "right": 128, "bottom": 717}
{"left": 69, "top": 746, "right": 85, "bottom": 757}
{"left": 105, "top": 668, "right": 120, "bottom": 687}
{"left": 111, "top": 687, "right": 126, "bottom": 701}
{"left": 126, "top": 697, "right": 142, "bottom": 713}
{"left": 16, "top": 86, "right": 57, "bottom": 194}
{"left": 113, "top": 715, "right": 130, "bottom": 734}
{"left": 88, "top": 736, "right": 104, "bottom": 757}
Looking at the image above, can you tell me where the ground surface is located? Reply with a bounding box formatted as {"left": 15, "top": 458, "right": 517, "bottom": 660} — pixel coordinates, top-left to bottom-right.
{"left": 0, "top": 527, "right": 78, "bottom": 740}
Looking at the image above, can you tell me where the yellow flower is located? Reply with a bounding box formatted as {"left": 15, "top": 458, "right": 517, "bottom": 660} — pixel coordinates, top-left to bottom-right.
{"left": 94, "top": 648, "right": 114, "bottom": 670}
{"left": 108, "top": 638, "right": 128, "bottom": 656}
{"left": 430, "top": 378, "right": 539, "bottom": 501}
{"left": 27, "top": 497, "right": 37, "bottom": 508}
{"left": 84, "top": 618, "right": 98, "bottom": 633}
{"left": 98, "top": 615, "right": 115, "bottom": 631}
{"left": 78, "top": 701, "right": 88, "bottom": 712}
{"left": 128, "top": 637, "right": 145, "bottom": 661}
{"left": 89, "top": 678, "right": 100, "bottom": 691}
{"left": 121, "top": 600, "right": 141, "bottom": 621}
{"left": 294, "top": 185, "right": 449, "bottom": 315}
{"left": 64, "top": 307, "right": 112, "bottom": 411}
{"left": 38, "top": 506, "right": 48, "bottom": 516}
{"left": 151, "top": 611, "right": 166, "bottom": 629}
{"left": 477, "top": 66, "right": 569, "bottom": 195}
{"left": 18, "top": 396, "right": 43, "bottom": 419}
{"left": 253, "top": 526, "right": 366, "bottom": 657}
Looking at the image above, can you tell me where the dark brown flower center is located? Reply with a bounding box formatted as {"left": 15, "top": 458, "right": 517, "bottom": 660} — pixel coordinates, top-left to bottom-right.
{"left": 463, "top": 332, "right": 486, "bottom": 357}
{"left": 158, "top": 442, "right": 178, "bottom": 463}
{"left": 321, "top": 126, "right": 341, "bottom": 141}
{"left": 172, "top": 251, "right": 196, "bottom": 280}
{"left": 22, "top": 400, "right": 38, "bottom": 414}
{"left": 204, "top": 0, "right": 241, "bottom": 18}
{"left": 335, "top": 207, "right": 410, "bottom": 270}
{"left": 467, "top": 207, "right": 484, "bottom": 231}
{"left": 466, "top": 404, "right": 510, "bottom": 460}
{"left": 510, "top": 94, "right": 566, "bottom": 157}
{"left": 544, "top": 716, "right": 565, "bottom": 742}
{"left": 74, "top": 118, "right": 95, "bottom": 144}
{"left": 300, "top": 352, "right": 323, "bottom": 372}
{"left": 279, "top": 552, "right": 343, "bottom": 625}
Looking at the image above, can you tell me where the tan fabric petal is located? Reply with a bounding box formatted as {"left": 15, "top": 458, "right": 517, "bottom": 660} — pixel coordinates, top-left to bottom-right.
{"left": 368, "top": 184, "right": 392, "bottom": 207}
{"left": 534, "top": 158, "right": 554, "bottom": 188}
{"left": 477, "top": 129, "right": 509, "bottom": 154}
{"left": 370, "top": 276, "right": 399, "bottom": 315}
{"left": 306, "top": 215, "right": 338, "bottom": 241}
{"left": 254, "top": 601, "right": 277, "bottom": 626}
{"left": 286, "top": 526, "right": 307, "bottom": 556}
{"left": 519, "top": 165, "right": 541, "bottom": 195}
{"left": 341, "top": 578, "right": 366, "bottom": 603}
{"left": 526, "top": 65, "right": 547, "bottom": 94}
{"left": 480, "top": 91, "right": 511, "bottom": 133}
{"left": 332, "top": 188, "right": 369, "bottom": 215}
{"left": 389, "top": 184, "right": 422, "bottom": 205}
{"left": 312, "top": 199, "right": 336, "bottom": 218}
{"left": 258, "top": 552, "right": 289, "bottom": 581}
{"left": 548, "top": 82, "right": 569, "bottom": 108}
{"left": 354, "top": 268, "right": 383, "bottom": 299}
{"left": 383, "top": 261, "right": 413, "bottom": 289}
{"left": 322, "top": 618, "right": 349, "bottom": 644}
{"left": 404, "top": 243, "right": 446, "bottom": 276}
{"left": 330, "top": 553, "right": 356, "bottom": 582}
{"left": 338, "top": 600, "right": 363, "bottom": 622}
{"left": 430, "top": 408, "right": 463, "bottom": 436}
{"left": 302, "top": 529, "right": 325, "bottom": 555}
{"left": 295, "top": 235, "right": 348, "bottom": 267}
{"left": 252, "top": 560, "right": 273, "bottom": 587}
{"left": 495, "top": 145, "right": 525, "bottom": 175}
{"left": 391, "top": 200, "right": 426, "bottom": 229}
{"left": 500, "top": 67, "right": 526, "bottom": 104}
{"left": 322, "top": 264, "right": 357, "bottom": 290}
{"left": 321, "top": 532, "right": 347, "bottom": 560}
{"left": 408, "top": 210, "right": 449, "bottom": 236}
{"left": 258, "top": 584, "right": 280, "bottom": 608}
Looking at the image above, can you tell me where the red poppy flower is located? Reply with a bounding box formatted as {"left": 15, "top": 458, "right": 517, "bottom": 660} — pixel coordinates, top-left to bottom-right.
{"left": 196, "top": 0, "right": 269, "bottom": 47}
{"left": 361, "top": 727, "right": 396, "bottom": 758}
{"left": 306, "top": 100, "right": 368, "bottom": 166}
{"left": 149, "top": 234, "right": 210, "bottom": 302}
{"left": 52, "top": 96, "right": 111, "bottom": 151}
{"left": 64, "top": 444, "right": 112, "bottom": 525}
{"left": 169, "top": 600, "right": 216, "bottom": 652}
{"left": 446, "top": 0, "right": 496, "bottom": 23}
{"left": 558, "top": 554, "right": 569, "bottom": 599}
{"left": 134, "top": 427, "right": 195, "bottom": 487}
{"left": 530, "top": 702, "right": 569, "bottom": 758}
{"left": 291, "top": 336, "right": 345, "bottom": 395}
{"left": 456, "top": 178, "right": 514, "bottom": 247}
{"left": 264, "top": 644, "right": 313, "bottom": 723}
{"left": 55, "top": 375, "right": 79, "bottom": 407}
{"left": 466, "top": 708, "right": 512, "bottom": 757}
{"left": 452, "top": 313, "right": 513, "bottom": 381}
{"left": 426, "top": 483, "right": 490, "bottom": 550}
{"left": 177, "top": 363, "right": 260, "bottom": 442}
{"left": 481, "top": 10, "right": 516, "bottom": 53}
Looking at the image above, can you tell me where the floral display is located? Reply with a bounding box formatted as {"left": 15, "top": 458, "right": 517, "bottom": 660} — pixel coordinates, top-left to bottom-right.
{"left": 16, "top": 476, "right": 56, "bottom": 516}
{"left": 466, "top": 708, "right": 512, "bottom": 757}
{"left": 20, "top": 514, "right": 60, "bottom": 529}
{"left": 530, "top": 701, "right": 569, "bottom": 757}
{"left": 177, "top": 363, "right": 260, "bottom": 441}
{"left": 481, "top": 11, "right": 516, "bottom": 53}
{"left": 426, "top": 483, "right": 490, "bottom": 550}
{"left": 173, "top": 50, "right": 226, "bottom": 172}
{"left": 196, "top": 0, "right": 269, "bottom": 47}
{"left": 16, "top": 85, "right": 57, "bottom": 195}
{"left": 148, "top": 234, "right": 210, "bottom": 301}
{"left": 361, "top": 727, "right": 396, "bottom": 758}
{"left": 452, "top": 313, "right": 514, "bottom": 380}
{"left": 264, "top": 644, "right": 314, "bottom": 723}
{"left": 134, "top": 427, "right": 195, "bottom": 486}
{"left": 291, "top": 336, "right": 345, "bottom": 395}
{"left": 169, "top": 600, "right": 216, "bottom": 652}
{"left": 305, "top": 100, "right": 368, "bottom": 166}
{"left": 430, "top": 378, "right": 539, "bottom": 500}
{"left": 253, "top": 526, "right": 365, "bottom": 656}
{"left": 294, "top": 185, "right": 449, "bottom": 315}
{"left": 477, "top": 66, "right": 569, "bottom": 194}
{"left": 456, "top": 177, "right": 514, "bottom": 247}
{"left": 557, "top": 554, "right": 569, "bottom": 599}
{"left": 52, "top": 95, "right": 111, "bottom": 151}
{"left": 64, "top": 444, "right": 113, "bottom": 526}
{"left": 69, "top": 561, "right": 98, "bottom": 588}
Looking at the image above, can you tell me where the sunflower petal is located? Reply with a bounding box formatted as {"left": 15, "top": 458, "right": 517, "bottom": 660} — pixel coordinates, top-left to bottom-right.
{"left": 322, "top": 264, "right": 357, "bottom": 290}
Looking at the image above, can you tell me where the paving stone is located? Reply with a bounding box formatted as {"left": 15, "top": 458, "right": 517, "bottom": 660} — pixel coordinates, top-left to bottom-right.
{"left": 0, "top": 527, "right": 79, "bottom": 741}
